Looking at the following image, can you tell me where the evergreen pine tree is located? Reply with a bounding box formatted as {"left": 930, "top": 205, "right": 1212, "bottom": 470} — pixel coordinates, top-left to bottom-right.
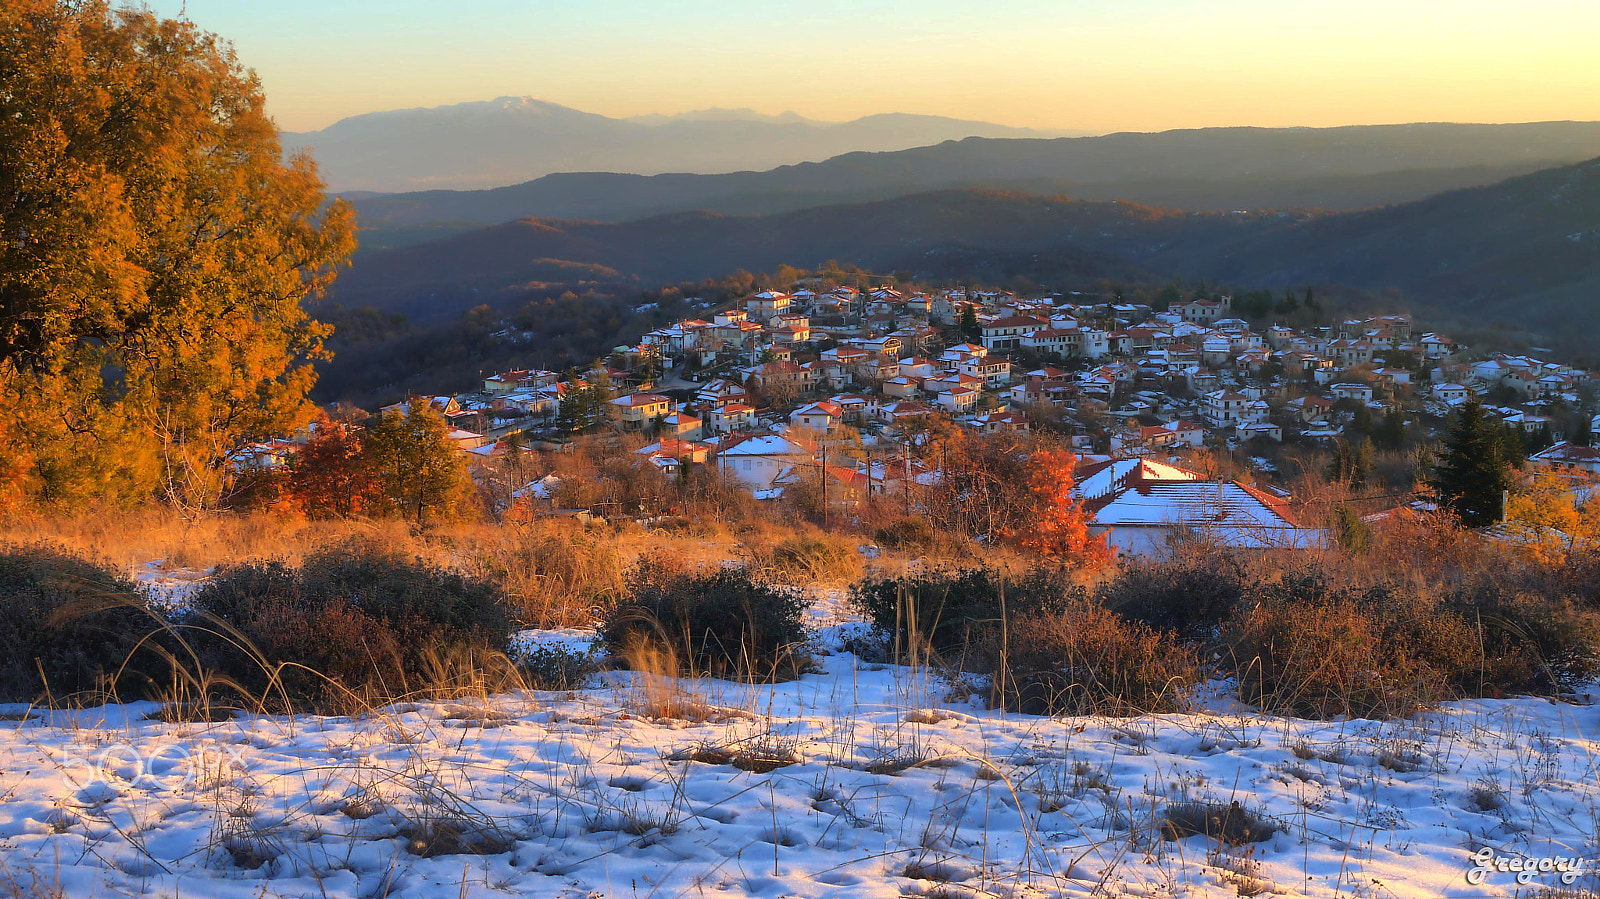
{"left": 960, "top": 305, "right": 982, "bottom": 340}
{"left": 1572, "top": 415, "right": 1593, "bottom": 447}
{"left": 1351, "top": 405, "right": 1374, "bottom": 438}
{"left": 1332, "top": 504, "right": 1372, "bottom": 555}
{"left": 1429, "top": 401, "right": 1518, "bottom": 526}
{"left": 1328, "top": 440, "right": 1373, "bottom": 489}
{"left": 1374, "top": 408, "right": 1407, "bottom": 450}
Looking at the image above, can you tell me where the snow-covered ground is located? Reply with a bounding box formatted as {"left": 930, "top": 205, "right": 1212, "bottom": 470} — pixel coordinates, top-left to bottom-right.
{"left": 2, "top": 591, "right": 1598, "bottom": 897}
{"left": 129, "top": 560, "right": 214, "bottom": 614}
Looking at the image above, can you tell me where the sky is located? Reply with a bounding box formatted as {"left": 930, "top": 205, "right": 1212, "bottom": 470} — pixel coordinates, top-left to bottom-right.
{"left": 141, "top": 0, "right": 1600, "bottom": 134}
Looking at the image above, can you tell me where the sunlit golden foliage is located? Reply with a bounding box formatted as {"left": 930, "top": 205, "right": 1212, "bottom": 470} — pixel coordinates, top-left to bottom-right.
{"left": 0, "top": 1, "right": 355, "bottom": 510}
{"left": 1501, "top": 470, "right": 1600, "bottom": 565}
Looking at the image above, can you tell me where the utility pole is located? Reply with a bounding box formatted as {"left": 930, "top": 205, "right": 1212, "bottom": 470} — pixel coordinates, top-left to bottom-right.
{"left": 819, "top": 435, "right": 828, "bottom": 530}
{"left": 903, "top": 433, "right": 912, "bottom": 516}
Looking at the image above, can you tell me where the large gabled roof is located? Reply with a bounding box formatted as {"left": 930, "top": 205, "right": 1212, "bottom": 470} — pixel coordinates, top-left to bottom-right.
{"left": 1091, "top": 480, "right": 1305, "bottom": 531}
{"left": 1074, "top": 458, "right": 1205, "bottom": 506}
{"left": 717, "top": 435, "right": 811, "bottom": 457}
{"left": 1533, "top": 442, "right": 1600, "bottom": 465}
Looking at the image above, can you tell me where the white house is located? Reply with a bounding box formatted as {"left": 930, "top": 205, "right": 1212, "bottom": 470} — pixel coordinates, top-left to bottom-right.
{"left": 1201, "top": 390, "right": 1253, "bottom": 426}
{"left": 659, "top": 412, "right": 703, "bottom": 442}
{"left": 1530, "top": 442, "right": 1600, "bottom": 474}
{"left": 936, "top": 385, "right": 980, "bottom": 414}
{"left": 981, "top": 316, "right": 1048, "bottom": 351}
{"left": 1022, "top": 328, "right": 1081, "bottom": 356}
{"left": 959, "top": 356, "right": 1012, "bottom": 388}
{"left": 715, "top": 435, "right": 812, "bottom": 493}
{"left": 1238, "top": 421, "right": 1284, "bottom": 442}
{"left": 1331, "top": 383, "right": 1374, "bottom": 402}
{"left": 828, "top": 394, "right": 877, "bottom": 422}
{"left": 966, "top": 412, "right": 1030, "bottom": 435}
{"left": 705, "top": 402, "right": 758, "bottom": 435}
{"left": 1201, "top": 335, "right": 1234, "bottom": 368}
{"left": 1075, "top": 459, "right": 1322, "bottom": 557}
{"left": 790, "top": 401, "right": 843, "bottom": 433}
{"left": 1161, "top": 419, "right": 1206, "bottom": 448}
{"left": 745, "top": 291, "right": 792, "bottom": 319}
{"left": 696, "top": 378, "right": 749, "bottom": 407}
{"left": 877, "top": 401, "right": 937, "bottom": 424}
{"left": 1421, "top": 334, "right": 1454, "bottom": 358}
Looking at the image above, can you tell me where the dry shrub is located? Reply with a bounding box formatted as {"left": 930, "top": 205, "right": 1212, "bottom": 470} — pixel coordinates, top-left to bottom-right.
{"left": 670, "top": 735, "right": 799, "bottom": 772}
{"left": 185, "top": 546, "right": 517, "bottom": 710}
{"left": 600, "top": 566, "right": 809, "bottom": 680}
{"left": 1502, "top": 545, "right": 1600, "bottom": 614}
{"left": 1229, "top": 593, "right": 1446, "bottom": 719}
{"left": 1362, "top": 508, "right": 1493, "bottom": 586}
{"left": 1446, "top": 583, "right": 1600, "bottom": 695}
{"left": 0, "top": 544, "right": 173, "bottom": 703}
{"left": 400, "top": 821, "right": 514, "bottom": 858}
{"left": 1560, "top": 552, "right": 1600, "bottom": 609}
{"left": 980, "top": 601, "right": 1200, "bottom": 716}
{"left": 1227, "top": 568, "right": 1600, "bottom": 718}
{"left": 673, "top": 470, "right": 762, "bottom": 529}
{"left": 849, "top": 567, "right": 1081, "bottom": 661}
{"left": 874, "top": 517, "right": 936, "bottom": 551}
{"left": 472, "top": 525, "right": 625, "bottom": 627}
{"left": 1097, "top": 546, "right": 1249, "bottom": 642}
{"left": 517, "top": 643, "right": 599, "bottom": 691}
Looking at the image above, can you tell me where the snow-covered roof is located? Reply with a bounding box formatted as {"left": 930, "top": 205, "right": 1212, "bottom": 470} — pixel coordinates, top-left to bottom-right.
{"left": 513, "top": 474, "right": 562, "bottom": 500}
{"left": 1075, "top": 458, "right": 1204, "bottom": 503}
{"left": 717, "top": 435, "right": 810, "bottom": 457}
{"left": 1092, "top": 481, "right": 1307, "bottom": 534}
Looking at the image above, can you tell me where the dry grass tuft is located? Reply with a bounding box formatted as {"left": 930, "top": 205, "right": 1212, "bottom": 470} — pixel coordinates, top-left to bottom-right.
{"left": 757, "top": 534, "right": 863, "bottom": 584}
{"left": 1161, "top": 799, "right": 1277, "bottom": 845}
{"left": 400, "top": 819, "right": 515, "bottom": 858}
{"left": 470, "top": 525, "right": 625, "bottom": 628}
{"left": 145, "top": 702, "right": 239, "bottom": 723}
{"left": 0, "top": 860, "right": 64, "bottom": 899}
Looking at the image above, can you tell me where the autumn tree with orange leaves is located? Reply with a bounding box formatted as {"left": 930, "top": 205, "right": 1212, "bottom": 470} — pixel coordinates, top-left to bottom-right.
{"left": 286, "top": 415, "right": 375, "bottom": 519}
{"left": 1002, "top": 449, "right": 1111, "bottom": 569}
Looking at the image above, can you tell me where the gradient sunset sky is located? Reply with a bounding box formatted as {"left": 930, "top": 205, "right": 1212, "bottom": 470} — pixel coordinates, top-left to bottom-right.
{"left": 146, "top": 0, "right": 1600, "bottom": 134}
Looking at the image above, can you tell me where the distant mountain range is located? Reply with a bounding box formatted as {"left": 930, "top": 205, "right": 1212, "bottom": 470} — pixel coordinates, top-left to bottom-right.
{"left": 1199, "top": 156, "right": 1600, "bottom": 330}
{"left": 330, "top": 191, "right": 1271, "bottom": 322}
{"left": 330, "top": 156, "right": 1600, "bottom": 337}
{"left": 282, "top": 97, "right": 1060, "bottom": 192}
{"left": 342, "top": 121, "right": 1600, "bottom": 250}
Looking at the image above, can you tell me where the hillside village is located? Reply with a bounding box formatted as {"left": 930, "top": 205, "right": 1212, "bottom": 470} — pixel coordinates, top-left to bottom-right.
{"left": 246, "top": 284, "right": 1600, "bottom": 554}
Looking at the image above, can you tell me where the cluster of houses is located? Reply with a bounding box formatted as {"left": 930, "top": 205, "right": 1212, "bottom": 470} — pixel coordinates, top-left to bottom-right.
{"left": 239, "top": 282, "right": 1599, "bottom": 556}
